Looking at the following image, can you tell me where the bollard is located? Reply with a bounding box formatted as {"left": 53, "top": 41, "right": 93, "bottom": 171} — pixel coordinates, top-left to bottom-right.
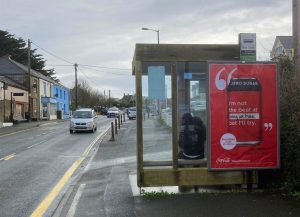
{"left": 118, "top": 115, "right": 121, "bottom": 129}
{"left": 123, "top": 113, "right": 125, "bottom": 122}
{"left": 121, "top": 114, "right": 123, "bottom": 125}
{"left": 110, "top": 122, "right": 115, "bottom": 141}
{"left": 115, "top": 118, "right": 118, "bottom": 134}
{"left": 144, "top": 112, "right": 145, "bottom": 120}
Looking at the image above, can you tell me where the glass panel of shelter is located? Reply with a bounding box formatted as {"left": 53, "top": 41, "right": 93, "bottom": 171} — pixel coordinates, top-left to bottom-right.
{"left": 141, "top": 61, "right": 207, "bottom": 166}
{"left": 141, "top": 62, "right": 172, "bottom": 163}
{"left": 177, "top": 62, "right": 207, "bottom": 166}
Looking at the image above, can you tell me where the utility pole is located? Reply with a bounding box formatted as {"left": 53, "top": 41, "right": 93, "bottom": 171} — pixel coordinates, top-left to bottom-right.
{"left": 109, "top": 89, "right": 111, "bottom": 107}
{"left": 104, "top": 90, "right": 106, "bottom": 107}
{"left": 27, "top": 39, "right": 31, "bottom": 121}
{"left": 293, "top": 0, "right": 300, "bottom": 71}
{"left": 74, "top": 63, "right": 78, "bottom": 110}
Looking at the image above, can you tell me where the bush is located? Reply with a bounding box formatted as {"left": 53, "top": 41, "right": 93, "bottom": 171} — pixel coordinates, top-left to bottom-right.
{"left": 278, "top": 57, "right": 300, "bottom": 192}
{"left": 259, "top": 57, "right": 300, "bottom": 193}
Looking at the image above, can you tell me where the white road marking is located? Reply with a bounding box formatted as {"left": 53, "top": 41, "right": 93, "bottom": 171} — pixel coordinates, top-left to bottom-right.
{"left": 66, "top": 184, "right": 86, "bottom": 217}
{"left": 0, "top": 129, "right": 32, "bottom": 138}
{"left": 59, "top": 155, "right": 81, "bottom": 158}
{"left": 26, "top": 140, "right": 47, "bottom": 149}
{"left": 0, "top": 153, "right": 16, "bottom": 161}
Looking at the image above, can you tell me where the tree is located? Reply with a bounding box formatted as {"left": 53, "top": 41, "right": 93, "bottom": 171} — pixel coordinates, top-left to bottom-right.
{"left": 70, "top": 80, "right": 106, "bottom": 111}
{"left": 0, "top": 30, "right": 58, "bottom": 81}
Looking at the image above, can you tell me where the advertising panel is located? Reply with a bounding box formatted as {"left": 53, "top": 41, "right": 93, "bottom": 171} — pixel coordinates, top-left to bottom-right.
{"left": 209, "top": 63, "right": 279, "bottom": 170}
{"left": 148, "top": 66, "right": 165, "bottom": 100}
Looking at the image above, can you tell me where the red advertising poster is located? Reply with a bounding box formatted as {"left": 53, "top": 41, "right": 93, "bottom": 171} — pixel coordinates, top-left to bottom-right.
{"left": 209, "top": 63, "right": 279, "bottom": 170}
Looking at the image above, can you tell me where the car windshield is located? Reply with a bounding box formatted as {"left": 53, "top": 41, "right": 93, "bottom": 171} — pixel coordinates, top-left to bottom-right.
{"left": 129, "top": 107, "right": 136, "bottom": 111}
{"left": 72, "top": 111, "right": 92, "bottom": 118}
{"left": 108, "top": 108, "right": 118, "bottom": 111}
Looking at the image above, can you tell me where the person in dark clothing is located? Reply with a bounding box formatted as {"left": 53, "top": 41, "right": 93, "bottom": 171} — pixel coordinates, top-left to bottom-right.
{"left": 178, "top": 113, "right": 206, "bottom": 192}
{"left": 178, "top": 113, "right": 206, "bottom": 160}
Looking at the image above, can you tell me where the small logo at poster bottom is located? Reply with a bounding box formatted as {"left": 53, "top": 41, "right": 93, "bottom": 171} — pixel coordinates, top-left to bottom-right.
{"left": 220, "top": 133, "right": 237, "bottom": 150}
{"left": 216, "top": 157, "right": 231, "bottom": 164}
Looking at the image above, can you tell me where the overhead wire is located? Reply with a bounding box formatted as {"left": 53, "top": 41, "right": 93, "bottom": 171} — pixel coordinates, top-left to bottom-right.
{"left": 31, "top": 41, "right": 132, "bottom": 73}
{"left": 79, "top": 64, "right": 131, "bottom": 71}
{"left": 29, "top": 41, "right": 135, "bottom": 98}
{"left": 77, "top": 67, "right": 101, "bottom": 87}
{"left": 77, "top": 67, "right": 134, "bottom": 93}
{"left": 78, "top": 65, "right": 132, "bottom": 77}
{"left": 31, "top": 41, "right": 74, "bottom": 65}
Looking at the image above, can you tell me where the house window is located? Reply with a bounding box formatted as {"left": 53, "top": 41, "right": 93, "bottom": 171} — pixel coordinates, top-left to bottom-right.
{"left": 33, "top": 80, "right": 37, "bottom": 93}
{"left": 60, "top": 90, "right": 62, "bottom": 99}
{"left": 43, "top": 82, "right": 47, "bottom": 96}
{"left": 275, "top": 46, "right": 284, "bottom": 56}
{"left": 55, "top": 88, "right": 58, "bottom": 98}
{"left": 64, "top": 91, "right": 66, "bottom": 100}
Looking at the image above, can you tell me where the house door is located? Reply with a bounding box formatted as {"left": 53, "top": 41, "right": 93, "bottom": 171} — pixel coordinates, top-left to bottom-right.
{"left": 42, "top": 102, "right": 48, "bottom": 119}
{"left": 15, "top": 103, "right": 23, "bottom": 119}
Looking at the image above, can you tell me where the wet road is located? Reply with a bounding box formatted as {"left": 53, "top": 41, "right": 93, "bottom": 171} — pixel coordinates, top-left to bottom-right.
{"left": 0, "top": 116, "right": 112, "bottom": 217}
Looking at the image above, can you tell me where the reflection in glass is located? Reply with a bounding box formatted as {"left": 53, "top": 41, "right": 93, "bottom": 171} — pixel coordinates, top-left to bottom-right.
{"left": 142, "top": 64, "right": 172, "bottom": 162}
{"left": 177, "top": 62, "right": 207, "bottom": 161}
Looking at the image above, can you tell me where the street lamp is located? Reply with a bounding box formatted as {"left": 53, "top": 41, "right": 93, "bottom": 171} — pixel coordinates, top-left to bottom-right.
{"left": 141, "top": 27, "right": 160, "bottom": 44}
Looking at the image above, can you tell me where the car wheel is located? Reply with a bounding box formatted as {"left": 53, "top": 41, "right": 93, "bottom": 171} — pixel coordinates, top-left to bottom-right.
{"left": 70, "top": 130, "right": 73, "bottom": 134}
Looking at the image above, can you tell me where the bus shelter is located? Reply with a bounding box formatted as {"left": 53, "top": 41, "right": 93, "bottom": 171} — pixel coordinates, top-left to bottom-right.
{"left": 132, "top": 44, "right": 279, "bottom": 188}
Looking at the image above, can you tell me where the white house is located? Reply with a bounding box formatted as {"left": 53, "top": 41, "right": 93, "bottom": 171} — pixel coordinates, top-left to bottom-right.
{"left": 39, "top": 78, "right": 57, "bottom": 120}
{"left": 270, "top": 36, "right": 293, "bottom": 60}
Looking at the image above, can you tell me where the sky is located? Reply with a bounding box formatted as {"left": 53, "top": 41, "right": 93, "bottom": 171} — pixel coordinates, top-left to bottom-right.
{"left": 0, "top": 0, "right": 292, "bottom": 98}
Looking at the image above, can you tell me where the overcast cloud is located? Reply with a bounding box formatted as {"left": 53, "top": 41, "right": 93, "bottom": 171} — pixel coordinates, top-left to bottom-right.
{"left": 0, "top": 0, "right": 292, "bottom": 98}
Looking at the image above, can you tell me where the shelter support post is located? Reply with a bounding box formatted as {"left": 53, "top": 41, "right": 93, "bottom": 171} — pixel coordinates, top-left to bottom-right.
{"left": 171, "top": 62, "right": 178, "bottom": 170}
{"left": 136, "top": 61, "right": 144, "bottom": 187}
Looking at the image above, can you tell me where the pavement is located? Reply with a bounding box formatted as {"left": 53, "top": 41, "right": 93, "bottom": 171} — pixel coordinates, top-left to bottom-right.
{"left": 53, "top": 116, "right": 300, "bottom": 217}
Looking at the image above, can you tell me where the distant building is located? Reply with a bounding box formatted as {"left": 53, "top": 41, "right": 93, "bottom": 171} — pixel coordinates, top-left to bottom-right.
{"left": 270, "top": 36, "right": 293, "bottom": 60}
{"left": 0, "top": 55, "right": 71, "bottom": 121}
{"left": 52, "top": 83, "right": 70, "bottom": 119}
{"left": 39, "top": 78, "right": 56, "bottom": 120}
{"left": 0, "top": 76, "right": 28, "bottom": 123}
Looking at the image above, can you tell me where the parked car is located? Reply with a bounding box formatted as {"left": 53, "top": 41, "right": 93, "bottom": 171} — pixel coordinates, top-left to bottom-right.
{"left": 127, "top": 107, "right": 136, "bottom": 120}
{"left": 70, "top": 108, "right": 97, "bottom": 133}
{"left": 101, "top": 107, "right": 108, "bottom": 115}
{"left": 63, "top": 111, "right": 71, "bottom": 119}
{"left": 107, "top": 107, "right": 120, "bottom": 118}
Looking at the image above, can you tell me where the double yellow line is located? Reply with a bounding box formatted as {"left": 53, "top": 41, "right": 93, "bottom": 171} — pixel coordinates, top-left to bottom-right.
{"left": 30, "top": 129, "right": 108, "bottom": 217}
{"left": 82, "top": 133, "right": 103, "bottom": 157}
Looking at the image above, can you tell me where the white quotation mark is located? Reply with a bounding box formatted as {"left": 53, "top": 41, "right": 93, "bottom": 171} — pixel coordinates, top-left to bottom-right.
{"left": 215, "top": 67, "right": 237, "bottom": 90}
{"left": 264, "top": 123, "right": 273, "bottom": 131}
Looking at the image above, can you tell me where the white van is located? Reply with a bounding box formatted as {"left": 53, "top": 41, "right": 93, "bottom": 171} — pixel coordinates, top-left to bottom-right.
{"left": 70, "top": 108, "right": 97, "bottom": 133}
